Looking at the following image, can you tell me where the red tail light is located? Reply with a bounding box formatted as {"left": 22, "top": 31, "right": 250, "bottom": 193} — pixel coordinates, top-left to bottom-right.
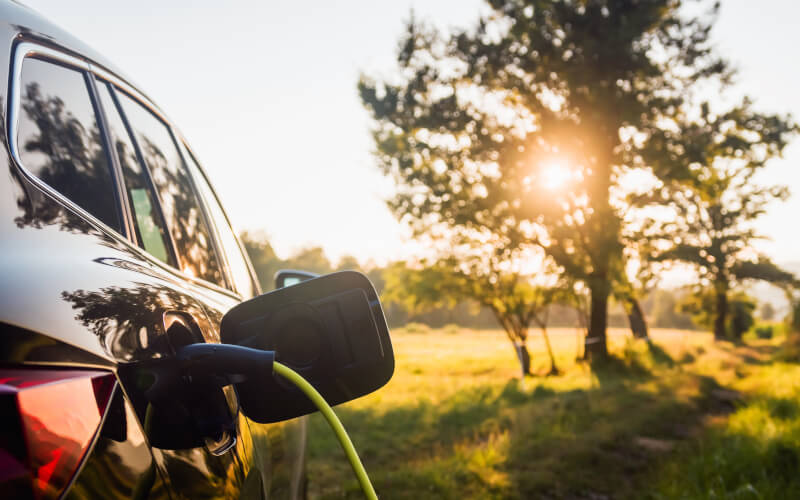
{"left": 0, "top": 368, "right": 116, "bottom": 500}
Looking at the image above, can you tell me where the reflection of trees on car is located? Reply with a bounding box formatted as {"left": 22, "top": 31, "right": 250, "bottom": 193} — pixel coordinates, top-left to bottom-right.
{"left": 136, "top": 133, "right": 222, "bottom": 284}
{"left": 60, "top": 282, "right": 207, "bottom": 360}
{"left": 19, "top": 81, "right": 118, "bottom": 232}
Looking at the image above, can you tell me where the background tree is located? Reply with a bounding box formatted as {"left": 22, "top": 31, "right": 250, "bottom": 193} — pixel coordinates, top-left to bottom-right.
{"left": 527, "top": 287, "right": 563, "bottom": 375}
{"left": 335, "top": 255, "right": 362, "bottom": 271}
{"left": 787, "top": 289, "right": 800, "bottom": 334}
{"left": 286, "top": 247, "right": 334, "bottom": 275}
{"left": 679, "top": 289, "right": 756, "bottom": 340}
{"left": 383, "top": 234, "right": 566, "bottom": 376}
{"left": 760, "top": 302, "right": 776, "bottom": 322}
{"left": 360, "top": 0, "right": 737, "bottom": 361}
{"left": 612, "top": 274, "right": 650, "bottom": 340}
{"left": 241, "top": 231, "right": 283, "bottom": 291}
{"left": 635, "top": 98, "right": 796, "bottom": 340}
{"left": 241, "top": 232, "right": 341, "bottom": 291}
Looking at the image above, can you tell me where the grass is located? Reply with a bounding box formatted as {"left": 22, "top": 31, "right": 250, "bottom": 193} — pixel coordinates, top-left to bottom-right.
{"left": 648, "top": 360, "right": 800, "bottom": 499}
{"left": 304, "top": 327, "right": 798, "bottom": 499}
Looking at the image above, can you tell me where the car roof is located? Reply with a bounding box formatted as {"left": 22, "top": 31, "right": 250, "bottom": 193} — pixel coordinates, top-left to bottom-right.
{"left": 4, "top": 0, "right": 162, "bottom": 116}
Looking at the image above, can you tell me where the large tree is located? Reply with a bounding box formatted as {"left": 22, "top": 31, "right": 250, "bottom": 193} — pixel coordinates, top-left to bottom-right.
{"left": 360, "top": 0, "right": 737, "bottom": 361}
{"left": 634, "top": 99, "right": 796, "bottom": 340}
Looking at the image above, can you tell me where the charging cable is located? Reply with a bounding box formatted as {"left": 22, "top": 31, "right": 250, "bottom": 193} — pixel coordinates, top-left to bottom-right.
{"left": 175, "top": 344, "right": 378, "bottom": 498}
{"left": 273, "top": 362, "right": 378, "bottom": 500}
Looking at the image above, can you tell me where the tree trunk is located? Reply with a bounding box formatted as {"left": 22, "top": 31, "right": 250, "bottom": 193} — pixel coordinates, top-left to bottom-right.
{"left": 575, "top": 308, "right": 587, "bottom": 360}
{"left": 582, "top": 132, "right": 615, "bottom": 362}
{"left": 714, "top": 289, "right": 728, "bottom": 340}
{"left": 491, "top": 308, "right": 533, "bottom": 377}
{"left": 585, "top": 280, "right": 609, "bottom": 361}
{"left": 514, "top": 341, "right": 532, "bottom": 377}
{"left": 540, "top": 326, "right": 559, "bottom": 375}
{"left": 626, "top": 297, "right": 649, "bottom": 340}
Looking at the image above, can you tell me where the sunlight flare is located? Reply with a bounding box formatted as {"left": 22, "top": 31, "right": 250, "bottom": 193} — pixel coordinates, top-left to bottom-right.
{"left": 540, "top": 161, "right": 573, "bottom": 190}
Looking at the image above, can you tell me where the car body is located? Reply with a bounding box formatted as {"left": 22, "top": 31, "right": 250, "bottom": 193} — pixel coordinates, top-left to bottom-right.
{"left": 0, "top": 2, "right": 308, "bottom": 498}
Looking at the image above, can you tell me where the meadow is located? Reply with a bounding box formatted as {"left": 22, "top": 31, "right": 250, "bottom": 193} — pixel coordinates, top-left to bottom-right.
{"left": 305, "top": 326, "right": 800, "bottom": 499}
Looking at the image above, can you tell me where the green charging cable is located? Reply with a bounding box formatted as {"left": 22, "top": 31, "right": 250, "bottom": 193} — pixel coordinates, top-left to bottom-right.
{"left": 273, "top": 362, "right": 378, "bottom": 500}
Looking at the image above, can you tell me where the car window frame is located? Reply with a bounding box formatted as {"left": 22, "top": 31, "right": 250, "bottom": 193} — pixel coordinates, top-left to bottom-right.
{"left": 8, "top": 42, "right": 129, "bottom": 239}
{"left": 92, "top": 78, "right": 180, "bottom": 268}
{"left": 8, "top": 39, "right": 243, "bottom": 300}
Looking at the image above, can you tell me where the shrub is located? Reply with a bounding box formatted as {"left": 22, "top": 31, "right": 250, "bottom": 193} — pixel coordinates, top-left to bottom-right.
{"left": 728, "top": 295, "right": 756, "bottom": 339}
{"left": 755, "top": 325, "right": 774, "bottom": 339}
{"left": 679, "top": 289, "right": 756, "bottom": 339}
{"left": 442, "top": 323, "right": 461, "bottom": 335}
{"left": 402, "top": 322, "right": 431, "bottom": 334}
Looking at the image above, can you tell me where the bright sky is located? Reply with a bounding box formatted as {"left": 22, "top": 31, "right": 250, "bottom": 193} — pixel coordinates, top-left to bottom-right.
{"left": 22, "top": 1, "right": 800, "bottom": 267}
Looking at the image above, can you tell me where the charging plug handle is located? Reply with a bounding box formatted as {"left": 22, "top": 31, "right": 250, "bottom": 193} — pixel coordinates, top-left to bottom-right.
{"left": 176, "top": 343, "right": 275, "bottom": 383}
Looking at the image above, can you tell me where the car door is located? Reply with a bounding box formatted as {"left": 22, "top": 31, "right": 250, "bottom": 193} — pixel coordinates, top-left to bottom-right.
{"left": 0, "top": 40, "right": 258, "bottom": 499}
{"left": 91, "top": 47, "right": 306, "bottom": 499}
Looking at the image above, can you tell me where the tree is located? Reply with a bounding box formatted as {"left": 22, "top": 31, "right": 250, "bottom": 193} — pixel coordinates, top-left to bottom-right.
{"left": 680, "top": 289, "right": 755, "bottom": 340}
{"left": 240, "top": 231, "right": 283, "bottom": 291}
{"left": 636, "top": 98, "right": 796, "bottom": 340}
{"left": 335, "top": 255, "right": 362, "bottom": 272}
{"left": 527, "top": 288, "right": 562, "bottom": 375}
{"left": 360, "top": 0, "right": 736, "bottom": 361}
{"left": 285, "top": 247, "right": 333, "bottom": 275}
{"left": 760, "top": 302, "right": 775, "bottom": 322}
{"left": 240, "top": 234, "right": 338, "bottom": 291}
{"left": 612, "top": 274, "right": 650, "bottom": 340}
{"left": 788, "top": 291, "right": 800, "bottom": 334}
{"left": 382, "top": 241, "right": 565, "bottom": 376}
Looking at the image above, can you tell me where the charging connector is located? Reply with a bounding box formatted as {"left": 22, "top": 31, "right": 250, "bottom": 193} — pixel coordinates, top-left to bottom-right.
{"left": 173, "top": 343, "right": 378, "bottom": 499}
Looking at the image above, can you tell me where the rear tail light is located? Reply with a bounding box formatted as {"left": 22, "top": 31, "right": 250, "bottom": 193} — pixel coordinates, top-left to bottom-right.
{"left": 0, "top": 368, "right": 116, "bottom": 500}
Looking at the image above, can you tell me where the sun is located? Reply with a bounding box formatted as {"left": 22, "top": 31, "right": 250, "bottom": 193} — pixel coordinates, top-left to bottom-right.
{"left": 540, "top": 161, "right": 572, "bottom": 190}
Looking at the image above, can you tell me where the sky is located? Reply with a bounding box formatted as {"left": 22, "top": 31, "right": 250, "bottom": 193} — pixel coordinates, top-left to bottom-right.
{"left": 21, "top": 0, "right": 800, "bottom": 267}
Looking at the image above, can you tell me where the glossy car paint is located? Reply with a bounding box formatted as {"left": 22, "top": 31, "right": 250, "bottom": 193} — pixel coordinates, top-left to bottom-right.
{"left": 0, "top": 2, "right": 305, "bottom": 498}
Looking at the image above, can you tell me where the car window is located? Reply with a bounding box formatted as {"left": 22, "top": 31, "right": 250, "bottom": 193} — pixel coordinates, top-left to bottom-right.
{"left": 115, "top": 90, "right": 223, "bottom": 285}
{"left": 181, "top": 144, "right": 257, "bottom": 298}
{"left": 17, "top": 57, "right": 121, "bottom": 232}
{"left": 95, "top": 82, "right": 174, "bottom": 266}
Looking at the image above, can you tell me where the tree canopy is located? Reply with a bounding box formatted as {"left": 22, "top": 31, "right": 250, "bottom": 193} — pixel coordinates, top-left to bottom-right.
{"left": 359, "top": 0, "right": 753, "bottom": 360}
{"left": 633, "top": 95, "right": 797, "bottom": 339}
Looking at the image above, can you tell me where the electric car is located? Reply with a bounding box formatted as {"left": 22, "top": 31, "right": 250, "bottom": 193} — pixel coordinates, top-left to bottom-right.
{"left": 0, "top": 2, "right": 393, "bottom": 498}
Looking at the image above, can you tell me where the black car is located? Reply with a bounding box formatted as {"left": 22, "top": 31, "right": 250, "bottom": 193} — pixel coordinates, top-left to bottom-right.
{"left": 0, "top": 3, "right": 393, "bottom": 499}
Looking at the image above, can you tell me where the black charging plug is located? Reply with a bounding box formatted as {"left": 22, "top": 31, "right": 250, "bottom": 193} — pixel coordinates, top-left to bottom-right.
{"left": 175, "top": 343, "right": 276, "bottom": 385}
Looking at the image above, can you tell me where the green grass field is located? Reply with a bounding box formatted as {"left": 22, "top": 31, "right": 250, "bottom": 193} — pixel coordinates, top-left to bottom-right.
{"left": 305, "top": 326, "right": 800, "bottom": 499}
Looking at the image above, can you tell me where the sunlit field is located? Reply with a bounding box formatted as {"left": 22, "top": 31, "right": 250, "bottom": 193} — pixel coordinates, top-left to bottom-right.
{"left": 305, "top": 327, "right": 799, "bottom": 499}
